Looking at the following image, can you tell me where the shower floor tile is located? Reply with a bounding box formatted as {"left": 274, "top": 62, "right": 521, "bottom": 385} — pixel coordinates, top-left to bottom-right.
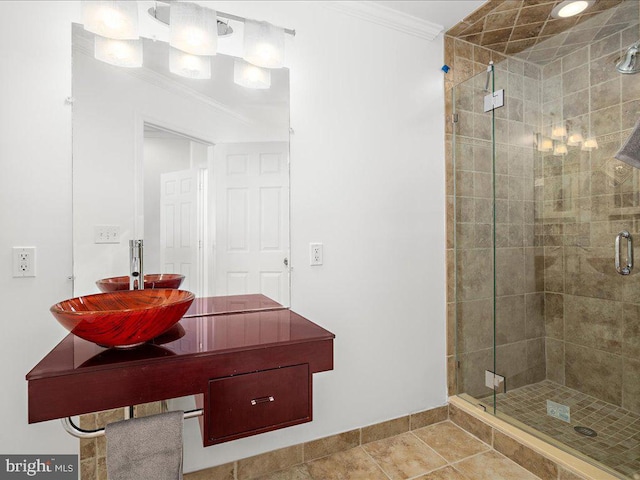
{"left": 481, "top": 380, "right": 640, "bottom": 479}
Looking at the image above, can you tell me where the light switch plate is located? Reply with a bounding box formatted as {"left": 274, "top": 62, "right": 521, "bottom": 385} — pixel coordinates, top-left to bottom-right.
{"left": 94, "top": 225, "right": 121, "bottom": 244}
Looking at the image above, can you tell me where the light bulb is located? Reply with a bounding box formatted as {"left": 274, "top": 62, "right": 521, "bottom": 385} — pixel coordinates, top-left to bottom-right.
{"left": 551, "top": 124, "right": 567, "bottom": 139}
{"left": 82, "top": 1, "right": 139, "bottom": 40}
{"left": 234, "top": 58, "right": 270, "bottom": 89}
{"left": 553, "top": 143, "right": 568, "bottom": 156}
{"left": 536, "top": 134, "right": 553, "bottom": 152}
{"left": 94, "top": 36, "right": 142, "bottom": 68}
{"left": 567, "top": 132, "right": 584, "bottom": 146}
{"left": 169, "top": 48, "right": 211, "bottom": 79}
{"left": 581, "top": 137, "right": 599, "bottom": 151}
{"left": 170, "top": 2, "right": 217, "bottom": 56}
{"left": 243, "top": 20, "right": 285, "bottom": 69}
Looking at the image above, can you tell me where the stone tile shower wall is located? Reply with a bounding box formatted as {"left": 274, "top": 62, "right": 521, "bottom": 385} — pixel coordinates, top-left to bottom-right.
{"left": 448, "top": 36, "right": 545, "bottom": 398}
{"left": 538, "top": 24, "right": 640, "bottom": 413}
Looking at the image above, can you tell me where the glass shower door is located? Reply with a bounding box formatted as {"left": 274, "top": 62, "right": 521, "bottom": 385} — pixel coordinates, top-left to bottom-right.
{"left": 452, "top": 64, "right": 498, "bottom": 409}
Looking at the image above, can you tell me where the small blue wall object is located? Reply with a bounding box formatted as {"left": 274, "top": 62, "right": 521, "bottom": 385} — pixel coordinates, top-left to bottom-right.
{"left": 441, "top": 65, "right": 450, "bottom": 73}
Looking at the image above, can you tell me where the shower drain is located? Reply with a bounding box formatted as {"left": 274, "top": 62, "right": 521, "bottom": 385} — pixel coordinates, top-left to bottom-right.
{"left": 574, "top": 426, "right": 598, "bottom": 437}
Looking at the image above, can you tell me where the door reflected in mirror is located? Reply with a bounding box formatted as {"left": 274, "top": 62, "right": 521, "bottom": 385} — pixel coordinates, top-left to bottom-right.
{"left": 72, "top": 23, "right": 290, "bottom": 305}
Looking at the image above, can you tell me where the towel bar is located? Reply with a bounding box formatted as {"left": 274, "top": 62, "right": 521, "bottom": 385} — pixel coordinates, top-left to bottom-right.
{"left": 61, "top": 408, "right": 203, "bottom": 439}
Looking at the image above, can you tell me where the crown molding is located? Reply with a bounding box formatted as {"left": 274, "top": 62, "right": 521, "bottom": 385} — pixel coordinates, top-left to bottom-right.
{"left": 324, "top": 1, "right": 444, "bottom": 41}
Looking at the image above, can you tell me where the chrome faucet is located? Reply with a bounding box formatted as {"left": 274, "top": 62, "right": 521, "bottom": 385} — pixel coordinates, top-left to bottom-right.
{"left": 129, "top": 239, "right": 144, "bottom": 290}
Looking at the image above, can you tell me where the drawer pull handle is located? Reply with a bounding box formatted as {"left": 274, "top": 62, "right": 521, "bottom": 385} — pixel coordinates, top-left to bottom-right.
{"left": 251, "top": 396, "right": 275, "bottom": 406}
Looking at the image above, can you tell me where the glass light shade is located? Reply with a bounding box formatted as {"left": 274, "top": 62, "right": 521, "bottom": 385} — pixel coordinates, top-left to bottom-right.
{"left": 551, "top": 124, "right": 567, "bottom": 139}
{"left": 234, "top": 59, "right": 271, "bottom": 89}
{"left": 566, "top": 131, "right": 584, "bottom": 146}
{"left": 553, "top": 143, "right": 568, "bottom": 156}
{"left": 582, "top": 137, "right": 599, "bottom": 151}
{"left": 170, "top": 2, "right": 217, "bottom": 56}
{"left": 243, "top": 19, "right": 285, "bottom": 68}
{"left": 82, "top": 1, "right": 139, "bottom": 39}
{"left": 94, "top": 36, "right": 142, "bottom": 68}
{"left": 536, "top": 134, "right": 553, "bottom": 152}
{"left": 554, "top": 0, "right": 591, "bottom": 18}
{"left": 169, "top": 48, "right": 211, "bottom": 79}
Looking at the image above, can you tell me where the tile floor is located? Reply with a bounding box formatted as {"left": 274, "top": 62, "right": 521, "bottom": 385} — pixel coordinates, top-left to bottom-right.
{"left": 250, "top": 420, "right": 542, "bottom": 480}
{"left": 482, "top": 379, "right": 640, "bottom": 479}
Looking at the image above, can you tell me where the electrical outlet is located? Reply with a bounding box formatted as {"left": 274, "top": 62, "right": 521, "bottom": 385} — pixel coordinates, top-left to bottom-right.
{"left": 310, "top": 243, "right": 323, "bottom": 266}
{"left": 12, "top": 247, "right": 36, "bottom": 277}
{"left": 94, "top": 225, "right": 121, "bottom": 244}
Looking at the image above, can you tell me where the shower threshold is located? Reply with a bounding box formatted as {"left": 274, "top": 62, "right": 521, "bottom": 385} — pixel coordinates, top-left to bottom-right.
{"left": 480, "top": 380, "right": 640, "bottom": 479}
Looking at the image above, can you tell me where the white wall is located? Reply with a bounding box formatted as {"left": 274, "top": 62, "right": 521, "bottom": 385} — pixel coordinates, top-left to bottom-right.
{"left": 0, "top": 1, "right": 78, "bottom": 455}
{"left": 0, "top": 0, "right": 447, "bottom": 473}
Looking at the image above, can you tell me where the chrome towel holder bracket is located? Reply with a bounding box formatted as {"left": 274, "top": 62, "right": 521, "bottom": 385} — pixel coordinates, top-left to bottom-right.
{"left": 61, "top": 407, "right": 203, "bottom": 439}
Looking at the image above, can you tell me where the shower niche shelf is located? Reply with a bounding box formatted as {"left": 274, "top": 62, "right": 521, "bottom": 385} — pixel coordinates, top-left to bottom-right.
{"left": 26, "top": 294, "right": 334, "bottom": 446}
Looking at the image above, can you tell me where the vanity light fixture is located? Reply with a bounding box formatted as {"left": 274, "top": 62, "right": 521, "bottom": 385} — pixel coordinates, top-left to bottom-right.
{"left": 169, "top": 47, "right": 211, "bottom": 79}
{"left": 551, "top": 123, "right": 567, "bottom": 140}
{"left": 94, "top": 36, "right": 143, "bottom": 68}
{"left": 581, "top": 137, "right": 599, "bottom": 151}
{"left": 551, "top": 0, "right": 595, "bottom": 18}
{"left": 566, "top": 131, "right": 584, "bottom": 146}
{"left": 243, "top": 19, "right": 285, "bottom": 69}
{"left": 536, "top": 134, "right": 554, "bottom": 152}
{"left": 170, "top": 2, "right": 218, "bottom": 56}
{"left": 234, "top": 58, "right": 271, "bottom": 89}
{"left": 87, "top": 1, "right": 295, "bottom": 88}
{"left": 82, "top": 1, "right": 139, "bottom": 39}
{"left": 553, "top": 142, "right": 568, "bottom": 156}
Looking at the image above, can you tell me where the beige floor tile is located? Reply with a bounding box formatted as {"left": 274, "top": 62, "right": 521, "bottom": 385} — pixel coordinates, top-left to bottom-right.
{"left": 454, "top": 451, "right": 540, "bottom": 480}
{"left": 253, "top": 464, "right": 314, "bottom": 480}
{"left": 413, "top": 421, "right": 490, "bottom": 463}
{"left": 414, "top": 465, "right": 470, "bottom": 480}
{"left": 362, "top": 432, "right": 448, "bottom": 480}
{"left": 306, "top": 447, "right": 388, "bottom": 480}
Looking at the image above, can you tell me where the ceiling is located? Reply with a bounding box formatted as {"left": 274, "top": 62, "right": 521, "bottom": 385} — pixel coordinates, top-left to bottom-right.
{"left": 442, "top": 0, "right": 637, "bottom": 63}
{"left": 375, "top": 0, "right": 486, "bottom": 30}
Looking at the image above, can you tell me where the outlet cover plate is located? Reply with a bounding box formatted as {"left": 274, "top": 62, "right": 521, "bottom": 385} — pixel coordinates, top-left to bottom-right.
{"left": 12, "top": 247, "right": 36, "bottom": 277}
{"left": 310, "top": 243, "right": 323, "bottom": 266}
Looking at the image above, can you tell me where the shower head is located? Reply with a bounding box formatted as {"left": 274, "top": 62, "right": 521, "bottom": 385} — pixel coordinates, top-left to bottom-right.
{"left": 617, "top": 42, "right": 640, "bottom": 74}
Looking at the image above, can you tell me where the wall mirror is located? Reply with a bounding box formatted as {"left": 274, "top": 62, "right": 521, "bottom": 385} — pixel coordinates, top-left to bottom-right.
{"left": 71, "top": 9, "right": 291, "bottom": 306}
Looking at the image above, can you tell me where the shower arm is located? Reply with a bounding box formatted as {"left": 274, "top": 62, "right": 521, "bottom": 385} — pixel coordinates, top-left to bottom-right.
{"left": 484, "top": 61, "right": 494, "bottom": 92}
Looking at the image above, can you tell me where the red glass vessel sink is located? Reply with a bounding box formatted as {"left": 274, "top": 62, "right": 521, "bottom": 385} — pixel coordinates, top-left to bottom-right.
{"left": 50, "top": 289, "right": 195, "bottom": 348}
{"left": 96, "top": 274, "right": 185, "bottom": 292}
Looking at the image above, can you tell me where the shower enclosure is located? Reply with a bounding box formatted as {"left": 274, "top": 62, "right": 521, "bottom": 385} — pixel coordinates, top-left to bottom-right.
{"left": 452, "top": 2, "right": 640, "bottom": 478}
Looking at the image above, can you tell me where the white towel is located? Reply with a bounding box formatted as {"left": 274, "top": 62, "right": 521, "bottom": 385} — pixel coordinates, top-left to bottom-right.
{"left": 106, "top": 410, "right": 184, "bottom": 480}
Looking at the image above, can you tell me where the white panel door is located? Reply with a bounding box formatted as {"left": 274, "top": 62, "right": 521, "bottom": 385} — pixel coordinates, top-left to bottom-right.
{"left": 160, "top": 168, "right": 200, "bottom": 294}
{"left": 214, "top": 142, "right": 289, "bottom": 305}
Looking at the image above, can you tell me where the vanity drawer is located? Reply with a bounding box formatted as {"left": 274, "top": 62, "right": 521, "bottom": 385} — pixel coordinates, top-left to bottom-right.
{"left": 207, "top": 363, "right": 311, "bottom": 444}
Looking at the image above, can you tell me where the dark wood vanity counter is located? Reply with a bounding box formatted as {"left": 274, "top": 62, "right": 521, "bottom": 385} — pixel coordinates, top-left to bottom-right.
{"left": 27, "top": 294, "right": 334, "bottom": 445}
{"left": 183, "top": 293, "right": 284, "bottom": 317}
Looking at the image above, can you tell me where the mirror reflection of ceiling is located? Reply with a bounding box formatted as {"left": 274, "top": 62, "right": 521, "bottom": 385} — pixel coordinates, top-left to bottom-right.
{"left": 446, "top": 0, "right": 636, "bottom": 63}
{"left": 72, "top": 24, "right": 289, "bottom": 134}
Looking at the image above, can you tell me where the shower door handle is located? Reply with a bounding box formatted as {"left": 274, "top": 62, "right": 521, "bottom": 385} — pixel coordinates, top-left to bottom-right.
{"left": 615, "top": 231, "right": 633, "bottom": 275}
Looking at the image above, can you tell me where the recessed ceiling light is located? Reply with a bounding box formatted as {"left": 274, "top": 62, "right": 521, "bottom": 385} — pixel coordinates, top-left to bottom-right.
{"left": 551, "top": 0, "right": 595, "bottom": 18}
